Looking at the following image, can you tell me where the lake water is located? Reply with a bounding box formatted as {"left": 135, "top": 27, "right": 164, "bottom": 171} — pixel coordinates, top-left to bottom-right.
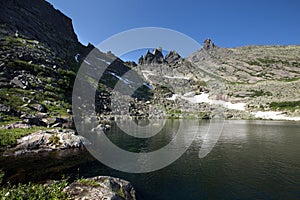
{"left": 1, "top": 120, "right": 299, "bottom": 199}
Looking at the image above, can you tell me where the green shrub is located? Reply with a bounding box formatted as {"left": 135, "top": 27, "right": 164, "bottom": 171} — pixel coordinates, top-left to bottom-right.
{"left": 270, "top": 101, "right": 300, "bottom": 110}
{"left": 251, "top": 90, "right": 272, "bottom": 97}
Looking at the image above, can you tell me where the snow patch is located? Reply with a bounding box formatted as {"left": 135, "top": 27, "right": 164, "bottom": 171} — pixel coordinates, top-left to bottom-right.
{"left": 96, "top": 57, "right": 111, "bottom": 65}
{"left": 74, "top": 54, "right": 80, "bottom": 63}
{"left": 212, "top": 100, "right": 246, "bottom": 111}
{"left": 164, "top": 75, "right": 190, "bottom": 80}
{"left": 253, "top": 111, "right": 300, "bottom": 121}
{"left": 167, "top": 92, "right": 246, "bottom": 111}
{"left": 182, "top": 93, "right": 211, "bottom": 104}
{"left": 109, "top": 72, "right": 132, "bottom": 84}
{"left": 166, "top": 94, "right": 179, "bottom": 101}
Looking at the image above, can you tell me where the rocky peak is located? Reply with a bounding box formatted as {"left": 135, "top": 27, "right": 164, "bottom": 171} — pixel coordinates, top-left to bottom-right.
{"left": 165, "top": 50, "right": 182, "bottom": 64}
{"left": 138, "top": 48, "right": 182, "bottom": 65}
{"left": 0, "top": 0, "right": 86, "bottom": 59}
{"left": 143, "top": 50, "right": 155, "bottom": 64}
{"left": 203, "top": 38, "right": 215, "bottom": 50}
{"left": 153, "top": 48, "right": 164, "bottom": 64}
{"left": 138, "top": 49, "right": 165, "bottom": 64}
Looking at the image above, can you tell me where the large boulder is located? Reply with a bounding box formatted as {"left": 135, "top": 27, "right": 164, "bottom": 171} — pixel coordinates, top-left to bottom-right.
{"left": 20, "top": 114, "right": 47, "bottom": 126}
{"left": 4, "top": 129, "right": 90, "bottom": 156}
{"left": 64, "top": 176, "right": 136, "bottom": 200}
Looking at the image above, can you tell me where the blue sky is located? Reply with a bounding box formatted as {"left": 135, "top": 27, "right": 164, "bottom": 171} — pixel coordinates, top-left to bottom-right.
{"left": 47, "top": 0, "right": 300, "bottom": 60}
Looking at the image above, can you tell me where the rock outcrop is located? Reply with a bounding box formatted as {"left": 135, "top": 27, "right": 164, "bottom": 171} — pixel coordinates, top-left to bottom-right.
{"left": 64, "top": 176, "right": 136, "bottom": 200}
{"left": 203, "top": 38, "right": 216, "bottom": 50}
{"left": 165, "top": 50, "right": 182, "bottom": 64}
{"left": 138, "top": 48, "right": 182, "bottom": 65}
{"left": 3, "top": 129, "right": 90, "bottom": 156}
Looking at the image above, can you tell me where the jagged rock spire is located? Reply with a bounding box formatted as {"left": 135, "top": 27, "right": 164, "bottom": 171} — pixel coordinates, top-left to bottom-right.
{"left": 165, "top": 50, "right": 182, "bottom": 64}
{"left": 203, "top": 38, "right": 215, "bottom": 50}
{"left": 138, "top": 48, "right": 182, "bottom": 65}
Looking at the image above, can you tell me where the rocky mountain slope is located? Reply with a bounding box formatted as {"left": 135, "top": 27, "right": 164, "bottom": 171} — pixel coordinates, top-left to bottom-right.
{"left": 0, "top": 0, "right": 131, "bottom": 148}
{"left": 135, "top": 39, "right": 300, "bottom": 119}
{"left": 0, "top": 0, "right": 88, "bottom": 131}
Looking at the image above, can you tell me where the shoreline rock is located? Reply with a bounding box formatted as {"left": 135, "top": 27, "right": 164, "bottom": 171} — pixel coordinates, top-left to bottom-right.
{"left": 3, "top": 129, "right": 90, "bottom": 156}
{"left": 64, "top": 176, "right": 136, "bottom": 200}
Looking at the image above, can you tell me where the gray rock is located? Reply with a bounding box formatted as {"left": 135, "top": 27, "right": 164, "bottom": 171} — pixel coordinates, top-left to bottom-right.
{"left": 144, "top": 50, "right": 155, "bottom": 64}
{"left": 165, "top": 50, "right": 182, "bottom": 64}
{"left": 139, "top": 48, "right": 166, "bottom": 65}
{"left": 32, "top": 104, "right": 47, "bottom": 113}
{"left": 1, "top": 122, "right": 32, "bottom": 129}
{"left": 4, "top": 129, "right": 90, "bottom": 156}
{"left": 64, "top": 176, "right": 136, "bottom": 200}
{"left": 47, "top": 117, "right": 68, "bottom": 126}
{"left": 138, "top": 55, "right": 144, "bottom": 65}
{"left": 203, "top": 38, "right": 215, "bottom": 50}
{"left": 0, "top": 104, "right": 19, "bottom": 116}
{"left": 10, "top": 76, "right": 27, "bottom": 89}
{"left": 51, "top": 122, "right": 62, "bottom": 128}
{"left": 153, "top": 48, "right": 164, "bottom": 64}
{"left": 20, "top": 114, "right": 46, "bottom": 126}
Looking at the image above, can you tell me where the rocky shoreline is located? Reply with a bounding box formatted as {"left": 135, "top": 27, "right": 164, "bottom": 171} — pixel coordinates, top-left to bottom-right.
{"left": 1, "top": 175, "right": 137, "bottom": 200}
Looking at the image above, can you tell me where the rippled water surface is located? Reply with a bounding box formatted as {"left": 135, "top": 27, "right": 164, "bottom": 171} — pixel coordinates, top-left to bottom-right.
{"left": 1, "top": 120, "right": 299, "bottom": 199}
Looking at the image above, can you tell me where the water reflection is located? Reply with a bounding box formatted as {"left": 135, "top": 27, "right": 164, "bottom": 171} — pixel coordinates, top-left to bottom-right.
{"left": 0, "top": 120, "right": 299, "bottom": 199}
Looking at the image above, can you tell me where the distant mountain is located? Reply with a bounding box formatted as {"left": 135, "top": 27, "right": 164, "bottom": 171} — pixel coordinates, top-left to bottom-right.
{"left": 135, "top": 39, "right": 300, "bottom": 119}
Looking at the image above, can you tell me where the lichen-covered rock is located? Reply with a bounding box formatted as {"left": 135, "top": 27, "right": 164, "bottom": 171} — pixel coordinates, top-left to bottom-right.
{"left": 64, "top": 176, "right": 136, "bottom": 200}
{"left": 3, "top": 129, "right": 90, "bottom": 156}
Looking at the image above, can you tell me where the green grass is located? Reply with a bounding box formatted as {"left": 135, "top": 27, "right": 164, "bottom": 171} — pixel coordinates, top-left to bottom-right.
{"left": 0, "top": 179, "right": 69, "bottom": 200}
{"left": 77, "top": 178, "right": 100, "bottom": 187}
{"left": 197, "top": 80, "right": 208, "bottom": 87}
{"left": 0, "top": 87, "right": 71, "bottom": 117}
{"left": 0, "top": 115, "right": 20, "bottom": 126}
{"left": 0, "top": 88, "right": 24, "bottom": 110}
{"left": 47, "top": 133, "right": 61, "bottom": 146}
{"left": 0, "top": 127, "right": 48, "bottom": 147}
{"left": 281, "top": 77, "right": 300, "bottom": 82}
{"left": 270, "top": 101, "right": 300, "bottom": 111}
{"left": 116, "top": 187, "right": 126, "bottom": 199}
{"left": 250, "top": 90, "right": 272, "bottom": 97}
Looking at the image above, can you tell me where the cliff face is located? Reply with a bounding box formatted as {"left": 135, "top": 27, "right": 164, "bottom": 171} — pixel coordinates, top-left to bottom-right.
{"left": 0, "top": 0, "right": 153, "bottom": 130}
{"left": 0, "top": 0, "right": 81, "bottom": 59}
{"left": 0, "top": 0, "right": 91, "bottom": 129}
